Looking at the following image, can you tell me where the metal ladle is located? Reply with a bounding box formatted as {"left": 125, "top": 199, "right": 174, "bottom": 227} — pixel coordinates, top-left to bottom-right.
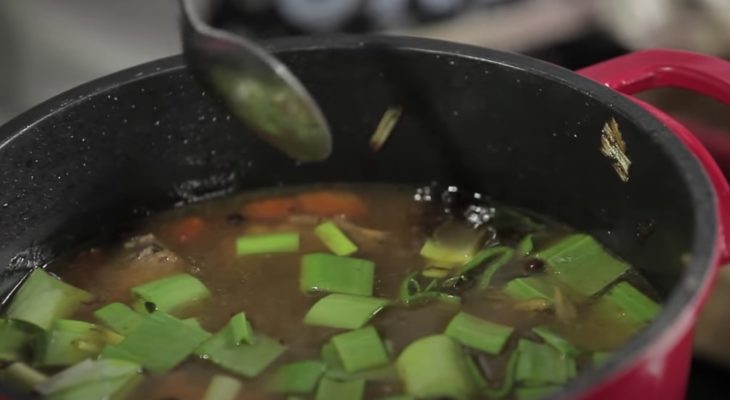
{"left": 179, "top": 0, "right": 332, "bottom": 162}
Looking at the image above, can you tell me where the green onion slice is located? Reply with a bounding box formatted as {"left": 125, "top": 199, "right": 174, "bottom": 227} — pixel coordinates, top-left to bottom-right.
{"left": 5, "top": 269, "right": 92, "bottom": 330}
{"left": 300, "top": 253, "right": 374, "bottom": 296}
{"left": 331, "top": 326, "right": 389, "bottom": 373}
{"left": 396, "top": 335, "right": 476, "bottom": 399}
{"left": 131, "top": 273, "right": 210, "bottom": 316}
{"left": 236, "top": 232, "right": 300, "bottom": 256}
{"left": 304, "top": 294, "right": 389, "bottom": 330}
{"left": 93, "top": 303, "right": 143, "bottom": 335}
{"left": 515, "top": 339, "right": 576, "bottom": 386}
{"left": 315, "top": 377, "right": 365, "bottom": 400}
{"left": 314, "top": 221, "right": 358, "bottom": 256}
{"left": 268, "top": 360, "right": 325, "bottom": 394}
{"left": 536, "top": 234, "right": 629, "bottom": 296}
{"left": 196, "top": 323, "right": 285, "bottom": 378}
{"left": 445, "top": 312, "right": 513, "bottom": 354}
{"left": 100, "top": 311, "right": 210, "bottom": 373}
{"left": 202, "top": 375, "right": 242, "bottom": 400}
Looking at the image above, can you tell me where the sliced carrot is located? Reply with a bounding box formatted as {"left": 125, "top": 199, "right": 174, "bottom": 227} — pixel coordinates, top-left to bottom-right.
{"left": 242, "top": 197, "right": 298, "bottom": 220}
{"left": 172, "top": 216, "right": 206, "bottom": 243}
{"left": 295, "top": 191, "right": 368, "bottom": 218}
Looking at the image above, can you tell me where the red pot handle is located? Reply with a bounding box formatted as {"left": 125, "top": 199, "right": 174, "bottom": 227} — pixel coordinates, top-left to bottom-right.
{"left": 578, "top": 49, "right": 730, "bottom": 265}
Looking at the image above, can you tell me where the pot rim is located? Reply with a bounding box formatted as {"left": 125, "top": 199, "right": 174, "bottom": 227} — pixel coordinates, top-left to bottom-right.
{"left": 0, "top": 34, "right": 718, "bottom": 399}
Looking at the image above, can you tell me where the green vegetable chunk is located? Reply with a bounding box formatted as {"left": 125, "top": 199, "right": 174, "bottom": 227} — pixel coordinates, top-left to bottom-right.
{"left": 304, "top": 294, "right": 389, "bottom": 329}
{"left": 332, "top": 326, "right": 389, "bottom": 373}
{"left": 202, "top": 375, "right": 242, "bottom": 400}
{"left": 300, "top": 253, "right": 374, "bottom": 296}
{"left": 229, "top": 312, "right": 255, "bottom": 345}
{"left": 396, "top": 335, "right": 476, "bottom": 400}
{"left": 516, "top": 234, "right": 534, "bottom": 255}
{"left": 5, "top": 269, "right": 92, "bottom": 330}
{"left": 420, "top": 239, "right": 474, "bottom": 266}
{"left": 515, "top": 340, "right": 576, "bottom": 386}
{"left": 0, "top": 319, "right": 40, "bottom": 362}
{"left": 33, "top": 320, "right": 117, "bottom": 367}
{"left": 268, "top": 360, "right": 325, "bottom": 394}
{"left": 537, "top": 234, "right": 629, "bottom": 296}
{"left": 503, "top": 277, "right": 554, "bottom": 302}
{"left": 35, "top": 359, "right": 141, "bottom": 400}
{"left": 603, "top": 282, "right": 661, "bottom": 323}
{"left": 93, "top": 303, "right": 143, "bottom": 335}
{"left": 0, "top": 363, "right": 47, "bottom": 393}
{"left": 515, "top": 385, "right": 561, "bottom": 400}
{"left": 445, "top": 312, "right": 513, "bottom": 354}
{"left": 236, "top": 232, "right": 300, "bottom": 255}
{"left": 196, "top": 322, "right": 285, "bottom": 378}
{"left": 100, "top": 311, "right": 210, "bottom": 373}
{"left": 315, "top": 377, "right": 365, "bottom": 400}
{"left": 532, "top": 327, "right": 580, "bottom": 356}
{"left": 314, "top": 221, "right": 358, "bottom": 256}
{"left": 131, "top": 273, "right": 210, "bottom": 316}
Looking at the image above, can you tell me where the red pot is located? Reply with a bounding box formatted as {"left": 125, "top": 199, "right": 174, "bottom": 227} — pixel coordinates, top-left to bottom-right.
{"left": 0, "top": 38, "right": 729, "bottom": 399}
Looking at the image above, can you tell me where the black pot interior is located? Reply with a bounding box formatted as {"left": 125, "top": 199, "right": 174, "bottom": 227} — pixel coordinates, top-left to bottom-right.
{"left": 0, "top": 36, "right": 716, "bottom": 397}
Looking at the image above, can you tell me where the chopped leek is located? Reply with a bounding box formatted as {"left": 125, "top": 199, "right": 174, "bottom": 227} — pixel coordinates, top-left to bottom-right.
{"left": 331, "top": 326, "right": 389, "bottom": 373}
{"left": 451, "top": 246, "right": 514, "bottom": 290}
{"left": 537, "top": 234, "right": 629, "bottom": 296}
{"left": 399, "top": 272, "right": 461, "bottom": 306}
{"left": 33, "top": 320, "right": 114, "bottom": 367}
{"left": 445, "top": 312, "right": 513, "bottom": 354}
{"left": 315, "top": 377, "right": 365, "bottom": 400}
{"left": 196, "top": 323, "right": 285, "bottom": 378}
{"left": 422, "top": 267, "right": 450, "bottom": 278}
{"left": 321, "top": 342, "right": 397, "bottom": 382}
{"left": 533, "top": 326, "right": 580, "bottom": 356}
{"left": 464, "top": 354, "right": 488, "bottom": 391}
{"left": 5, "top": 268, "right": 92, "bottom": 330}
{"left": 268, "top": 360, "right": 325, "bottom": 394}
{"left": 0, "top": 362, "right": 47, "bottom": 392}
{"left": 504, "top": 277, "right": 554, "bottom": 303}
{"left": 229, "top": 312, "right": 255, "bottom": 345}
{"left": 93, "top": 303, "right": 143, "bottom": 335}
{"left": 420, "top": 238, "right": 477, "bottom": 267}
{"left": 0, "top": 319, "right": 40, "bottom": 362}
{"left": 515, "top": 385, "right": 561, "bottom": 400}
{"left": 100, "top": 311, "right": 210, "bottom": 373}
{"left": 182, "top": 318, "right": 203, "bottom": 330}
{"left": 396, "top": 335, "right": 476, "bottom": 399}
{"left": 304, "top": 294, "right": 389, "bottom": 329}
{"left": 300, "top": 253, "right": 374, "bottom": 296}
{"left": 131, "top": 273, "right": 210, "bottom": 316}
{"left": 236, "top": 232, "right": 300, "bottom": 255}
{"left": 515, "top": 340, "right": 576, "bottom": 386}
{"left": 202, "top": 375, "right": 242, "bottom": 400}
{"left": 477, "top": 248, "right": 515, "bottom": 289}
{"left": 315, "top": 221, "right": 358, "bottom": 256}
{"left": 370, "top": 105, "right": 403, "bottom": 151}
{"left": 516, "top": 234, "right": 534, "bottom": 255}
{"left": 603, "top": 282, "right": 660, "bottom": 323}
{"left": 36, "top": 358, "right": 141, "bottom": 400}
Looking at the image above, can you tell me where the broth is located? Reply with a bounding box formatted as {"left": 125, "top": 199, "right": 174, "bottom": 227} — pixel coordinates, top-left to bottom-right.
{"left": 0, "top": 184, "right": 661, "bottom": 400}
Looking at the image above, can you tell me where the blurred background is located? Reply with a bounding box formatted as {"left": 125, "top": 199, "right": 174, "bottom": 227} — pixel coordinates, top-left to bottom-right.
{"left": 1, "top": 0, "right": 730, "bottom": 396}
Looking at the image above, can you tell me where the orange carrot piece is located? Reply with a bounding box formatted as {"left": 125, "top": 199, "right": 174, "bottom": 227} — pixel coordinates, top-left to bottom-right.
{"left": 242, "top": 197, "right": 298, "bottom": 220}
{"left": 295, "top": 191, "right": 368, "bottom": 218}
{"left": 173, "top": 216, "right": 206, "bottom": 243}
